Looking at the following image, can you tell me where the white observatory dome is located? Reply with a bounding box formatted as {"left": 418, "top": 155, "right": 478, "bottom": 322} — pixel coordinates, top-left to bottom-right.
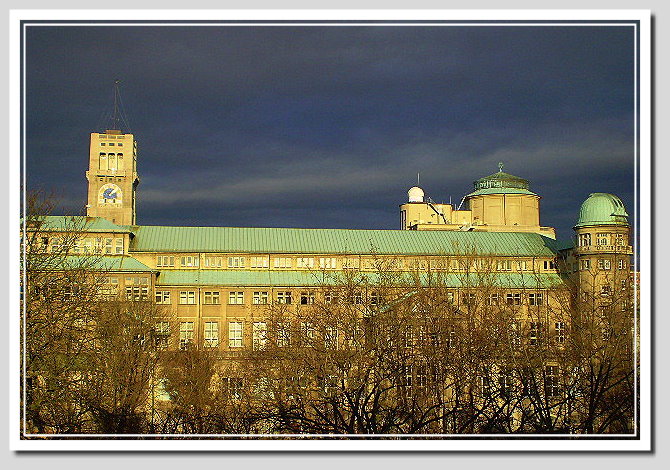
{"left": 408, "top": 186, "right": 425, "bottom": 203}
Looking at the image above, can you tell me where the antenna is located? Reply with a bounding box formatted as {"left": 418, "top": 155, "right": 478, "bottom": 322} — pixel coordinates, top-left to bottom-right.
{"left": 112, "top": 79, "right": 121, "bottom": 131}
{"left": 99, "top": 79, "right": 132, "bottom": 133}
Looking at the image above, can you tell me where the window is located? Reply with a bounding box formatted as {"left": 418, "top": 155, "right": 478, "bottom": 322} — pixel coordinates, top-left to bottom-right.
{"left": 300, "top": 291, "right": 315, "bottom": 305}
{"left": 529, "top": 322, "right": 543, "bottom": 345}
{"left": 543, "top": 260, "right": 556, "bottom": 270}
{"left": 222, "top": 377, "right": 244, "bottom": 400}
{"left": 115, "top": 238, "right": 123, "bottom": 254}
{"left": 446, "top": 329, "right": 457, "bottom": 349}
{"left": 618, "top": 259, "right": 626, "bottom": 270}
{"left": 157, "top": 255, "right": 175, "bottom": 267}
{"left": 252, "top": 291, "right": 269, "bottom": 305}
{"left": 615, "top": 233, "right": 627, "bottom": 246}
{"left": 204, "top": 256, "right": 222, "bottom": 268}
{"left": 509, "top": 322, "right": 521, "bottom": 348}
{"left": 528, "top": 292, "right": 543, "bottom": 306}
{"left": 324, "top": 326, "right": 339, "bottom": 350}
{"left": 228, "top": 291, "right": 244, "bottom": 305}
{"left": 578, "top": 233, "right": 592, "bottom": 246}
{"left": 300, "top": 322, "right": 315, "bottom": 344}
{"left": 403, "top": 325, "right": 415, "bottom": 349}
{"left": 103, "top": 238, "right": 113, "bottom": 254}
{"left": 598, "top": 259, "right": 611, "bottom": 270}
{"left": 99, "top": 277, "right": 119, "bottom": 298}
{"left": 180, "top": 255, "right": 199, "bottom": 267}
{"left": 581, "top": 259, "right": 591, "bottom": 270}
{"left": 415, "top": 363, "right": 428, "bottom": 389}
{"left": 125, "top": 277, "right": 149, "bottom": 301}
{"left": 499, "top": 369, "right": 513, "bottom": 399}
{"left": 155, "top": 291, "right": 171, "bottom": 305}
{"left": 228, "top": 256, "right": 245, "bottom": 268}
{"left": 446, "top": 292, "right": 455, "bottom": 303}
{"left": 351, "top": 291, "right": 364, "bottom": 305}
{"left": 506, "top": 293, "right": 521, "bottom": 305}
{"left": 497, "top": 260, "right": 512, "bottom": 271}
{"left": 400, "top": 366, "right": 413, "bottom": 397}
{"left": 274, "top": 257, "right": 292, "bottom": 269}
{"left": 250, "top": 257, "right": 269, "bottom": 268}
{"left": 369, "top": 291, "right": 380, "bottom": 305}
{"left": 555, "top": 322, "right": 566, "bottom": 344}
{"left": 228, "top": 321, "right": 243, "bottom": 348}
{"left": 319, "top": 257, "right": 337, "bottom": 269}
{"left": 296, "top": 257, "right": 314, "bottom": 268}
{"left": 276, "top": 291, "right": 292, "bottom": 304}
{"left": 544, "top": 366, "right": 560, "bottom": 398}
{"left": 252, "top": 322, "right": 268, "bottom": 350}
{"left": 179, "top": 291, "right": 196, "bottom": 305}
{"left": 325, "top": 292, "right": 339, "bottom": 304}
{"left": 346, "top": 324, "right": 363, "bottom": 349}
{"left": 179, "top": 322, "right": 194, "bottom": 350}
{"left": 277, "top": 322, "right": 291, "bottom": 347}
{"left": 601, "top": 285, "right": 612, "bottom": 297}
{"left": 204, "top": 291, "right": 220, "bottom": 305}
{"left": 486, "top": 293, "right": 499, "bottom": 305}
{"left": 154, "top": 322, "right": 170, "bottom": 349}
{"left": 94, "top": 237, "right": 104, "bottom": 254}
{"left": 342, "top": 258, "right": 360, "bottom": 269}
{"left": 204, "top": 322, "right": 219, "bottom": 347}
{"left": 462, "top": 292, "right": 476, "bottom": 306}
{"left": 596, "top": 233, "right": 610, "bottom": 246}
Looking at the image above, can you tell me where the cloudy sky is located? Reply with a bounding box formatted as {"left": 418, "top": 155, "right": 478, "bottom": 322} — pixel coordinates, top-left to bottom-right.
{"left": 24, "top": 23, "right": 637, "bottom": 241}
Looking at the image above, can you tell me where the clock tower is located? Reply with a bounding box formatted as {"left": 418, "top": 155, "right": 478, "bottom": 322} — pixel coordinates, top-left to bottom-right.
{"left": 85, "top": 80, "right": 139, "bottom": 225}
{"left": 85, "top": 129, "right": 139, "bottom": 225}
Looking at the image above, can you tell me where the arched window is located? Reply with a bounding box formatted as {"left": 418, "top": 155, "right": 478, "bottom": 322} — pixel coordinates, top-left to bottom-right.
{"left": 108, "top": 153, "right": 117, "bottom": 171}
{"left": 99, "top": 153, "right": 108, "bottom": 171}
{"left": 117, "top": 153, "right": 124, "bottom": 170}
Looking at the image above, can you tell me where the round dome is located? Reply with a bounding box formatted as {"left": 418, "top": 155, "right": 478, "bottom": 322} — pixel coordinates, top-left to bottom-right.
{"left": 575, "top": 193, "right": 629, "bottom": 228}
{"left": 467, "top": 163, "right": 536, "bottom": 197}
{"left": 408, "top": 186, "right": 424, "bottom": 203}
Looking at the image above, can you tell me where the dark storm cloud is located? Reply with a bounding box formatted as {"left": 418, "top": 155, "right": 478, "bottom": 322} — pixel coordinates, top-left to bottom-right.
{"left": 25, "top": 24, "right": 637, "bottom": 241}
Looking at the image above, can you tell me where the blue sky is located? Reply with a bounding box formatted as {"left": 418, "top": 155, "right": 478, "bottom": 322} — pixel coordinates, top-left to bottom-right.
{"left": 24, "top": 23, "right": 637, "bottom": 241}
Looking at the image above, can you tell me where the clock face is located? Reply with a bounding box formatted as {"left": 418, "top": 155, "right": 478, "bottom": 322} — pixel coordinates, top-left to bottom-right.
{"left": 102, "top": 187, "right": 117, "bottom": 200}
{"left": 98, "top": 183, "right": 122, "bottom": 205}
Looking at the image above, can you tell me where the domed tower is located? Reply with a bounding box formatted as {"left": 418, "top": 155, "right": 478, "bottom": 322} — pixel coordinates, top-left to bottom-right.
{"left": 573, "top": 193, "right": 632, "bottom": 299}
{"left": 464, "top": 163, "right": 555, "bottom": 238}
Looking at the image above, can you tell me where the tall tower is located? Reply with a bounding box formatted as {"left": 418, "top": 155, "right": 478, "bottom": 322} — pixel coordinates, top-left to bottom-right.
{"left": 85, "top": 81, "right": 139, "bottom": 225}
{"left": 572, "top": 193, "right": 633, "bottom": 318}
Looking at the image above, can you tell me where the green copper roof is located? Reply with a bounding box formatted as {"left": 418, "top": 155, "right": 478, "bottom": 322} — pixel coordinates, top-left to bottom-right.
{"left": 156, "top": 269, "right": 564, "bottom": 289}
{"left": 467, "top": 164, "right": 537, "bottom": 197}
{"left": 29, "top": 255, "right": 155, "bottom": 273}
{"left": 28, "top": 216, "right": 131, "bottom": 233}
{"left": 574, "top": 193, "right": 629, "bottom": 228}
{"left": 127, "top": 225, "right": 564, "bottom": 257}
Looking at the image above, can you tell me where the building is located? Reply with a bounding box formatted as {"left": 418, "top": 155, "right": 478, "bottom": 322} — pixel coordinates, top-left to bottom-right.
{"left": 28, "top": 125, "right": 633, "bottom": 356}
